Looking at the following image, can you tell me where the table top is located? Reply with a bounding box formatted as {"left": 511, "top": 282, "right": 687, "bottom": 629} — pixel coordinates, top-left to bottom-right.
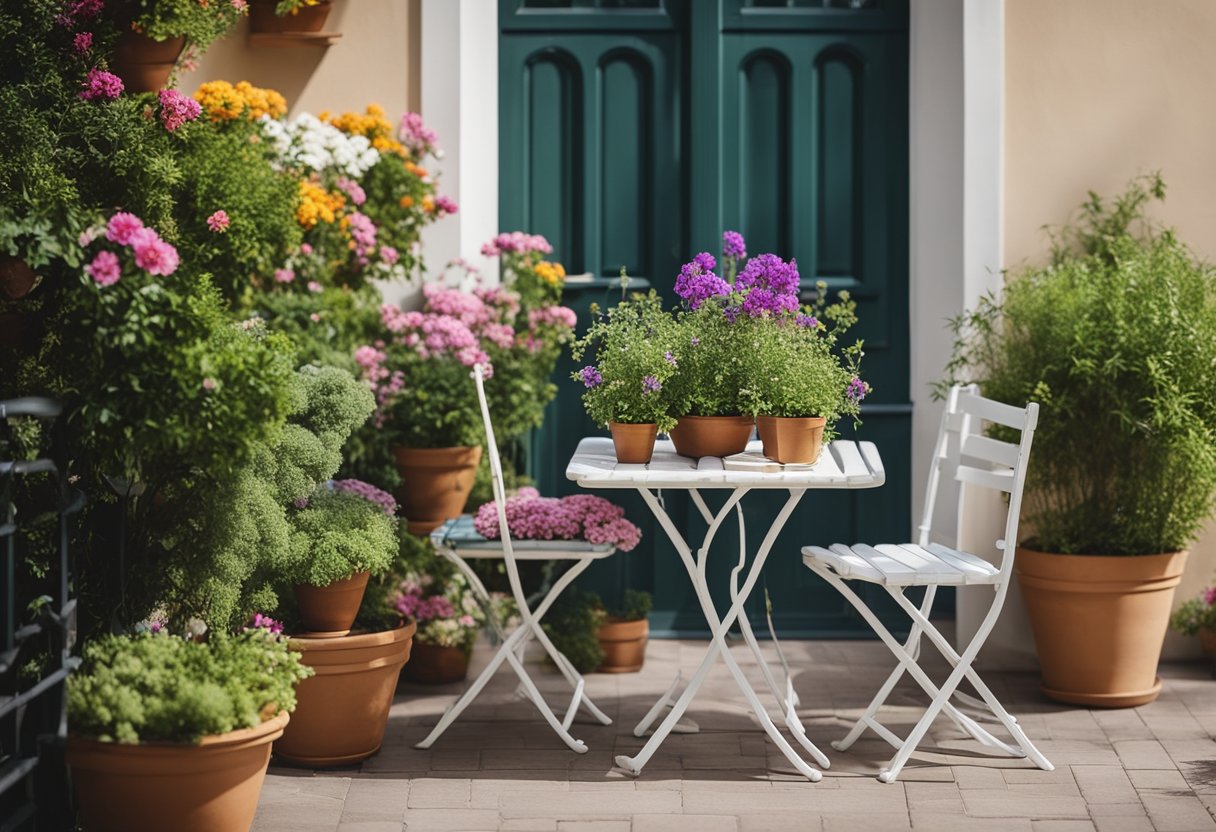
{"left": 430, "top": 515, "right": 618, "bottom": 561}
{"left": 566, "top": 437, "right": 885, "bottom": 490}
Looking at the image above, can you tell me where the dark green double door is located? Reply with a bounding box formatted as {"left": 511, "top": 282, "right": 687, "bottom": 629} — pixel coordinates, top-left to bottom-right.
{"left": 500, "top": 0, "right": 914, "bottom": 636}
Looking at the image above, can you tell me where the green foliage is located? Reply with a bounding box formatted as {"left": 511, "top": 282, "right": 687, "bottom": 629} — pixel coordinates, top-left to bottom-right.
{"left": 121, "top": 0, "right": 245, "bottom": 50}
{"left": 67, "top": 630, "right": 312, "bottom": 744}
{"left": 246, "top": 284, "right": 382, "bottom": 373}
{"left": 379, "top": 351, "right": 486, "bottom": 449}
{"left": 358, "top": 155, "right": 431, "bottom": 278}
{"left": 942, "top": 175, "right": 1216, "bottom": 555}
{"left": 541, "top": 588, "right": 606, "bottom": 674}
{"left": 173, "top": 119, "right": 302, "bottom": 301}
{"left": 279, "top": 489, "right": 398, "bottom": 587}
{"left": 668, "top": 300, "right": 748, "bottom": 416}
{"left": 1170, "top": 589, "right": 1216, "bottom": 637}
{"left": 611, "top": 589, "right": 652, "bottom": 622}
{"left": 570, "top": 290, "right": 680, "bottom": 432}
{"left": 736, "top": 283, "right": 865, "bottom": 437}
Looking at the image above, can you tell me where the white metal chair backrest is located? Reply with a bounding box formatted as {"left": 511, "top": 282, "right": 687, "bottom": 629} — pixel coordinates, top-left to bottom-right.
{"left": 917, "top": 384, "right": 1040, "bottom": 577}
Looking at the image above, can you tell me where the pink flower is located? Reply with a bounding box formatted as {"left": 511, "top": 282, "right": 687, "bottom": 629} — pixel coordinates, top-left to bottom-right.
{"left": 85, "top": 250, "right": 120, "bottom": 287}
{"left": 105, "top": 212, "right": 144, "bottom": 245}
{"left": 474, "top": 493, "right": 641, "bottom": 551}
{"left": 157, "top": 88, "right": 202, "bottom": 132}
{"left": 308, "top": 280, "right": 323, "bottom": 293}
{"left": 480, "top": 232, "right": 552, "bottom": 257}
{"left": 310, "top": 312, "right": 321, "bottom": 322}
{"left": 398, "top": 112, "right": 439, "bottom": 154}
{"left": 336, "top": 176, "right": 366, "bottom": 206}
{"left": 206, "top": 210, "right": 230, "bottom": 233}
{"left": 232, "top": 0, "right": 248, "bottom": 9}
{"left": 299, "top": 243, "right": 313, "bottom": 255}
{"left": 379, "top": 245, "right": 399, "bottom": 265}
{"left": 202, "top": 377, "right": 217, "bottom": 391}
{"left": 274, "top": 268, "right": 295, "bottom": 284}
{"left": 247, "top": 613, "right": 283, "bottom": 634}
{"left": 130, "top": 228, "right": 179, "bottom": 276}
{"left": 73, "top": 32, "right": 93, "bottom": 54}
{"left": 434, "top": 195, "right": 458, "bottom": 215}
{"left": 80, "top": 68, "right": 123, "bottom": 102}
{"left": 1204, "top": 587, "right": 1216, "bottom": 606}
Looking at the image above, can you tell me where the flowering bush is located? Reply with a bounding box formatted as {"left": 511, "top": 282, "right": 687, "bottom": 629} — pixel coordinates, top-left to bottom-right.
{"left": 473, "top": 487, "right": 642, "bottom": 552}
{"left": 67, "top": 628, "right": 312, "bottom": 744}
{"left": 194, "top": 80, "right": 287, "bottom": 123}
{"left": 277, "top": 480, "right": 399, "bottom": 588}
{"left": 1170, "top": 587, "right": 1216, "bottom": 637}
{"left": 392, "top": 569, "right": 514, "bottom": 652}
{"left": 570, "top": 289, "right": 680, "bottom": 432}
{"left": 116, "top": 0, "right": 248, "bottom": 57}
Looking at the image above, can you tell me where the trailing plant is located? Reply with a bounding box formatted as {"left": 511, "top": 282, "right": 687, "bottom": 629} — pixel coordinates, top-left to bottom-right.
{"left": 570, "top": 288, "right": 679, "bottom": 432}
{"left": 941, "top": 175, "right": 1216, "bottom": 555}
{"left": 66, "top": 625, "right": 312, "bottom": 744}
{"left": 541, "top": 588, "right": 606, "bottom": 673}
{"left": 279, "top": 480, "right": 398, "bottom": 588}
{"left": 1170, "top": 587, "right": 1216, "bottom": 637}
{"left": 114, "top": 0, "right": 247, "bottom": 52}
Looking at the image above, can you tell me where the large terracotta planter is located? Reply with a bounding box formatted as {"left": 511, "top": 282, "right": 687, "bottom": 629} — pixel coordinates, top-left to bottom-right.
{"left": 1016, "top": 548, "right": 1188, "bottom": 708}
{"left": 110, "top": 32, "right": 185, "bottom": 93}
{"left": 609, "top": 422, "right": 658, "bottom": 464}
{"left": 756, "top": 415, "right": 826, "bottom": 465}
{"left": 392, "top": 445, "right": 482, "bottom": 535}
{"left": 400, "top": 640, "right": 471, "bottom": 684}
{"left": 294, "top": 570, "right": 370, "bottom": 637}
{"left": 67, "top": 711, "right": 288, "bottom": 832}
{"left": 669, "top": 415, "right": 753, "bottom": 459}
{"left": 596, "top": 617, "right": 648, "bottom": 673}
{"left": 275, "top": 621, "right": 416, "bottom": 767}
{"left": 250, "top": 0, "right": 334, "bottom": 33}
{"left": 0, "top": 256, "right": 37, "bottom": 301}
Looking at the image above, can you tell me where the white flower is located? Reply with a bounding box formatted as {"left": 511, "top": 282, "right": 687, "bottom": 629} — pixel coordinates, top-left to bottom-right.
{"left": 184, "top": 617, "right": 208, "bottom": 639}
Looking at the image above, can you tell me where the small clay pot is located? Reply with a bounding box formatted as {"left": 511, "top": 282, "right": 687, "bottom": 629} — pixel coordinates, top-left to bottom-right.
{"left": 1200, "top": 627, "right": 1216, "bottom": 657}
{"left": 250, "top": 0, "right": 333, "bottom": 33}
{"left": 597, "top": 617, "right": 648, "bottom": 673}
{"left": 668, "top": 415, "right": 754, "bottom": 459}
{"left": 756, "top": 415, "right": 826, "bottom": 464}
{"left": 110, "top": 31, "right": 185, "bottom": 93}
{"left": 68, "top": 711, "right": 288, "bottom": 832}
{"left": 608, "top": 422, "right": 658, "bottom": 464}
{"left": 392, "top": 445, "right": 483, "bottom": 534}
{"left": 0, "top": 256, "right": 38, "bottom": 301}
{"left": 1017, "top": 548, "right": 1188, "bottom": 708}
{"left": 294, "top": 571, "right": 370, "bottom": 637}
{"left": 400, "top": 640, "right": 471, "bottom": 685}
{"left": 275, "top": 621, "right": 417, "bottom": 767}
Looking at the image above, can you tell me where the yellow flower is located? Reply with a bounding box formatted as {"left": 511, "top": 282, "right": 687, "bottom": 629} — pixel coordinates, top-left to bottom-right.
{"left": 422, "top": 195, "right": 435, "bottom": 214}
{"left": 405, "top": 161, "right": 428, "bottom": 179}
{"left": 399, "top": 195, "right": 414, "bottom": 209}
{"left": 297, "top": 180, "right": 344, "bottom": 229}
{"left": 327, "top": 105, "right": 405, "bottom": 157}
{"left": 194, "top": 79, "right": 288, "bottom": 122}
{"left": 535, "top": 261, "right": 566, "bottom": 285}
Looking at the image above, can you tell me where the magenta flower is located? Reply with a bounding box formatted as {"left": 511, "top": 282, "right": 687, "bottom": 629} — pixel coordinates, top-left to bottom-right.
{"left": 85, "top": 250, "right": 121, "bottom": 287}
{"left": 299, "top": 243, "right": 313, "bottom": 255}
{"left": 434, "top": 195, "right": 458, "bottom": 215}
{"left": 664, "top": 351, "right": 678, "bottom": 367}
{"left": 722, "top": 230, "right": 747, "bottom": 260}
{"left": 106, "top": 212, "right": 144, "bottom": 246}
{"left": 73, "top": 31, "right": 93, "bottom": 54}
{"left": 480, "top": 232, "right": 552, "bottom": 257}
{"left": 846, "top": 377, "right": 868, "bottom": 402}
{"left": 1203, "top": 587, "right": 1216, "bottom": 606}
{"left": 206, "top": 210, "right": 230, "bottom": 233}
{"left": 130, "top": 228, "right": 179, "bottom": 276}
{"left": 157, "top": 88, "right": 202, "bottom": 132}
{"left": 796, "top": 314, "right": 818, "bottom": 328}
{"left": 248, "top": 613, "right": 284, "bottom": 634}
{"left": 79, "top": 68, "right": 123, "bottom": 102}
{"left": 474, "top": 492, "right": 641, "bottom": 552}
{"left": 674, "top": 252, "right": 730, "bottom": 310}
{"left": 274, "top": 268, "right": 295, "bottom": 284}
{"left": 737, "top": 254, "right": 800, "bottom": 317}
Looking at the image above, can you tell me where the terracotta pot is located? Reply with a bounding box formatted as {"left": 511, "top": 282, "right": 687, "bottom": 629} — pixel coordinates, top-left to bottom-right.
{"left": 68, "top": 711, "right": 287, "bottom": 832}
{"left": 294, "top": 571, "right": 370, "bottom": 637}
{"left": 110, "top": 32, "right": 185, "bottom": 93}
{"left": 608, "top": 422, "right": 658, "bottom": 464}
{"left": 250, "top": 0, "right": 333, "bottom": 33}
{"left": 392, "top": 445, "right": 483, "bottom": 535}
{"left": 596, "top": 617, "right": 648, "bottom": 673}
{"left": 756, "top": 415, "right": 826, "bottom": 464}
{"left": 275, "top": 621, "right": 416, "bottom": 767}
{"left": 1199, "top": 627, "right": 1216, "bottom": 657}
{"left": 1016, "top": 548, "right": 1188, "bottom": 708}
{"left": 400, "top": 640, "right": 471, "bottom": 684}
{"left": 0, "top": 256, "right": 37, "bottom": 301}
{"left": 669, "top": 415, "right": 753, "bottom": 459}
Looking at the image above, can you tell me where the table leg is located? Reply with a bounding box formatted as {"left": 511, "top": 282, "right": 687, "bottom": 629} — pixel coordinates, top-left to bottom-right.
{"left": 616, "top": 487, "right": 821, "bottom": 782}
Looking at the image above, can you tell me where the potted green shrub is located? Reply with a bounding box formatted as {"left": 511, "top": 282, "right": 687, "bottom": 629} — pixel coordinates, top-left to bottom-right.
{"left": 595, "top": 589, "right": 653, "bottom": 673}
{"left": 541, "top": 588, "right": 607, "bottom": 674}
{"left": 1170, "top": 586, "right": 1216, "bottom": 658}
{"left": 66, "top": 624, "right": 311, "bottom": 832}
{"left": 281, "top": 479, "right": 399, "bottom": 636}
{"left": 105, "top": 1, "right": 248, "bottom": 92}
{"left": 570, "top": 289, "right": 679, "bottom": 464}
{"left": 944, "top": 175, "right": 1216, "bottom": 706}
{"left": 738, "top": 276, "right": 867, "bottom": 464}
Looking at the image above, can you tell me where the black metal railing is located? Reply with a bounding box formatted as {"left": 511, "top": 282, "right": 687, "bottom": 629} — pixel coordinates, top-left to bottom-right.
{"left": 0, "top": 398, "right": 82, "bottom": 831}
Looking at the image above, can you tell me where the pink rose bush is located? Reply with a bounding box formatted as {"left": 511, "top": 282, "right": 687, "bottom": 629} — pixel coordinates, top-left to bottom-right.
{"left": 474, "top": 487, "right": 642, "bottom": 552}
{"left": 82, "top": 212, "right": 180, "bottom": 287}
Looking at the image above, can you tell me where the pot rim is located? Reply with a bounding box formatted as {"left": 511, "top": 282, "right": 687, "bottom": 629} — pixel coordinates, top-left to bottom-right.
{"left": 289, "top": 618, "right": 418, "bottom": 650}
{"left": 757, "top": 414, "right": 828, "bottom": 425}
{"left": 673, "top": 414, "right": 754, "bottom": 423}
{"left": 68, "top": 709, "right": 289, "bottom": 756}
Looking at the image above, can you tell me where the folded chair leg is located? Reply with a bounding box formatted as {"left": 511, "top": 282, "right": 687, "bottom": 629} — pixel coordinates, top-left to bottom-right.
{"left": 502, "top": 644, "right": 589, "bottom": 754}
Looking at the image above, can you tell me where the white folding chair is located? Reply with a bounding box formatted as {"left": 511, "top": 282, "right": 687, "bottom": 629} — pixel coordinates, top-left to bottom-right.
{"left": 415, "top": 364, "right": 616, "bottom": 754}
{"left": 802, "top": 384, "right": 1053, "bottom": 782}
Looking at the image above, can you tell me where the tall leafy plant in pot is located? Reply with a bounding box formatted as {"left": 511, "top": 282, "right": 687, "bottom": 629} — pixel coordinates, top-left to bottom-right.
{"left": 943, "top": 175, "right": 1216, "bottom": 706}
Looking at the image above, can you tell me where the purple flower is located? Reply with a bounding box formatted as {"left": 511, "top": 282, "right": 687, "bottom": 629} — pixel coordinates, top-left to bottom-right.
{"left": 1204, "top": 586, "right": 1216, "bottom": 606}
{"left": 248, "top": 613, "right": 284, "bottom": 635}
{"left": 723, "top": 304, "right": 741, "bottom": 325}
{"left": 579, "top": 366, "right": 603, "bottom": 388}
{"left": 73, "top": 31, "right": 93, "bottom": 54}
{"left": 332, "top": 478, "right": 398, "bottom": 516}
{"left": 85, "top": 250, "right": 120, "bottom": 286}
{"left": 157, "top": 88, "right": 201, "bottom": 132}
{"left": 673, "top": 252, "right": 731, "bottom": 310}
{"left": 690, "top": 336, "right": 700, "bottom": 346}
{"left": 642, "top": 375, "right": 661, "bottom": 395}
{"left": 722, "top": 230, "right": 747, "bottom": 260}
{"left": 846, "top": 377, "right": 867, "bottom": 402}
{"left": 664, "top": 351, "right": 678, "bottom": 366}
{"left": 737, "top": 253, "right": 800, "bottom": 317}
{"left": 796, "top": 314, "right": 818, "bottom": 328}
{"left": 79, "top": 68, "right": 123, "bottom": 102}
{"left": 742, "top": 287, "right": 798, "bottom": 318}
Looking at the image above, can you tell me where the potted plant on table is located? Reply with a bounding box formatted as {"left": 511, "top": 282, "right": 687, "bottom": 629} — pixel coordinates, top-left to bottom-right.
{"left": 1170, "top": 586, "right": 1216, "bottom": 658}
{"left": 943, "top": 175, "right": 1216, "bottom": 707}
{"left": 570, "top": 289, "right": 679, "bottom": 464}
{"left": 595, "top": 589, "right": 653, "bottom": 673}
{"left": 66, "top": 623, "right": 311, "bottom": 832}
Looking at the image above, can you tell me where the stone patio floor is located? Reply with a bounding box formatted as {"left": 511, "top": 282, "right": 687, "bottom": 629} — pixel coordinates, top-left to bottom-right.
{"left": 253, "top": 635, "right": 1216, "bottom": 832}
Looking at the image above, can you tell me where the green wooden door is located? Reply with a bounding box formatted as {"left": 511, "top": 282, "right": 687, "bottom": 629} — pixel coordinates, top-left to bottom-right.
{"left": 500, "top": 0, "right": 914, "bottom": 636}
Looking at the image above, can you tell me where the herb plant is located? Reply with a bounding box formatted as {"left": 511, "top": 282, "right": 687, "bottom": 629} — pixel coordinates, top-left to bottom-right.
{"left": 941, "top": 176, "right": 1216, "bottom": 555}
{"left": 67, "top": 628, "right": 312, "bottom": 744}
{"left": 280, "top": 482, "right": 398, "bottom": 588}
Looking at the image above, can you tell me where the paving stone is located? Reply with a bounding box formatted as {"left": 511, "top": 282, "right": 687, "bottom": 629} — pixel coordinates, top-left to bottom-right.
{"left": 960, "top": 789, "right": 1088, "bottom": 819}
{"left": 554, "top": 822, "right": 630, "bottom": 832}
{"left": 1139, "top": 791, "right": 1216, "bottom": 830}
{"left": 908, "top": 814, "right": 1032, "bottom": 831}
{"left": 400, "top": 808, "right": 501, "bottom": 831}
{"left": 337, "top": 824, "right": 405, "bottom": 832}
{"left": 1030, "top": 822, "right": 1095, "bottom": 832}
{"left": 953, "top": 766, "right": 1010, "bottom": 789}
{"left": 1112, "top": 740, "right": 1176, "bottom": 770}
{"left": 499, "top": 790, "right": 680, "bottom": 819}
{"left": 405, "top": 777, "right": 471, "bottom": 809}
{"left": 1126, "top": 768, "right": 1190, "bottom": 790}
{"left": 635, "top": 814, "right": 738, "bottom": 831}
{"left": 1089, "top": 818, "right": 1153, "bottom": 832}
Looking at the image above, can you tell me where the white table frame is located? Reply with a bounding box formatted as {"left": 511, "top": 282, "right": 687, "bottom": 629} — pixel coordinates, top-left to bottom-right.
{"left": 566, "top": 437, "right": 885, "bottom": 781}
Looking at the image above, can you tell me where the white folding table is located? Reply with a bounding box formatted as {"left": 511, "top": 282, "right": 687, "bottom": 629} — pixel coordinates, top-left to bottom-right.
{"left": 566, "top": 436, "right": 885, "bottom": 781}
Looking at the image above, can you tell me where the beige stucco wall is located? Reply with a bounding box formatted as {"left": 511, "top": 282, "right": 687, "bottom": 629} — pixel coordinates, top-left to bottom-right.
{"left": 179, "top": 0, "right": 421, "bottom": 117}
{"left": 1004, "top": 0, "right": 1216, "bottom": 660}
